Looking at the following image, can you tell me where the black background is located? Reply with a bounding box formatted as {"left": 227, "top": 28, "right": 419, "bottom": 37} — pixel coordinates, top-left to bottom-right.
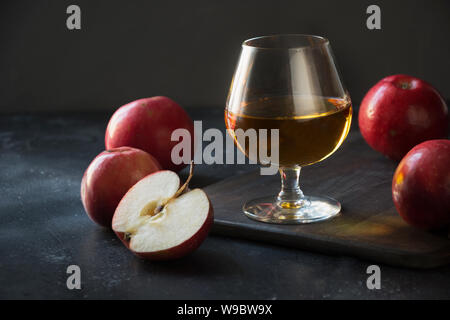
{"left": 1, "top": 0, "right": 449, "bottom": 112}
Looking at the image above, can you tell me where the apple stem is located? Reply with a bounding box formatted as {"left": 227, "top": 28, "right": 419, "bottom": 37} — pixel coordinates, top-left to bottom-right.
{"left": 153, "top": 160, "right": 195, "bottom": 215}
{"left": 400, "top": 82, "right": 411, "bottom": 90}
{"left": 173, "top": 160, "right": 195, "bottom": 198}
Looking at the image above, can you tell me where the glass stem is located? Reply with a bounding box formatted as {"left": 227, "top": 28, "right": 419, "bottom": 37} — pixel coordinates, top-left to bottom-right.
{"left": 277, "top": 166, "right": 305, "bottom": 208}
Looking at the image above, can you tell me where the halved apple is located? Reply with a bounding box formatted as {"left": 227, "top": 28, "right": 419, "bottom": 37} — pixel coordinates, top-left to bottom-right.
{"left": 112, "top": 170, "right": 213, "bottom": 260}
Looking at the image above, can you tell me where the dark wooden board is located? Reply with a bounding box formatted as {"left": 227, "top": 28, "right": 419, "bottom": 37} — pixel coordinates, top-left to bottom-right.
{"left": 205, "top": 130, "right": 450, "bottom": 269}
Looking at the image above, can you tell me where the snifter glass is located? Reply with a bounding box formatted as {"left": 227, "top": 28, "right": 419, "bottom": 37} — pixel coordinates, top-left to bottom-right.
{"left": 225, "top": 34, "right": 352, "bottom": 224}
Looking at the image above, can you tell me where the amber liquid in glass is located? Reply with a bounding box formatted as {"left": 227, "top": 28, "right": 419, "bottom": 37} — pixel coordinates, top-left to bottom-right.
{"left": 225, "top": 95, "right": 352, "bottom": 167}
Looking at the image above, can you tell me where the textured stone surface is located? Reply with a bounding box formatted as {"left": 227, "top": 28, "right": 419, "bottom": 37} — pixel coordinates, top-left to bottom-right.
{"left": 0, "top": 108, "right": 449, "bottom": 299}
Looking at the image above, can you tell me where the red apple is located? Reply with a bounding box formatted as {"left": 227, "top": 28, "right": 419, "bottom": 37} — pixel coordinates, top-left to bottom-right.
{"left": 112, "top": 170, "right": 213, "bottom": 260}
{"left": 359, "top": 75, "right": 448, "bottom": 161}
{"left": 392, "top": 139, "right": 450, "bottom": 230}
{"left": 81, "top": 147, "right": 161, "bottom": 227}
{"left": 105, "top": 96, "right": 194, "bottom": 172}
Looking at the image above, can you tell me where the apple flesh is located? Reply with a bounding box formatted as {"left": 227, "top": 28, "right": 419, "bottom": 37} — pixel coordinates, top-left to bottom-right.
{"left": 112, "top": 170, "right": 213, "bottom": 260}
{"left": 105, "top": 96, "right": 194, "bottom": 172}
{"left": 359, "top": 75, "right": 448, "bottom": 161}
{"left": 392, "top": 139, "right": 450, "bottom": 230}
{"left": 81, "top": 147, "right": 161, "bottom": 227}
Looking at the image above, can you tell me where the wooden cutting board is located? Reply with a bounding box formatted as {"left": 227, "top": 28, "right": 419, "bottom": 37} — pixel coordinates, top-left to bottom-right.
{"left": 205, "top": 130, "right": 450, "bottom": 269}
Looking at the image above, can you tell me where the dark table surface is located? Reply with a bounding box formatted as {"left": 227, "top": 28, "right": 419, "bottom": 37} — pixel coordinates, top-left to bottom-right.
{"left": 1, "top": 107, "right": 449, "bottom": 299}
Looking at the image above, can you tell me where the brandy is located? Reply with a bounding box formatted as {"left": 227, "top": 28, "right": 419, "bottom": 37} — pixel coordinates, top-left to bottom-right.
{"left": 225, "top": 95, "right": 352, "bottom": 167}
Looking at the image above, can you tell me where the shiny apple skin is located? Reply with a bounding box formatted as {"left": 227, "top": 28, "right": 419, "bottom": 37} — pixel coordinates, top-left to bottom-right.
{"left": 81, "top": 147, "right": 161, "bottom": 227}
{"left": 105, "top": 96, "right": 194, "bottom": 172}
{"left": 359, "top": 75, "right": 448, "bottom": 161}
{"left": 114, "top": 199, "right": 214, "bottom": 261}
{"left": 392, "top": 139, "right": 450, "bottom": 230}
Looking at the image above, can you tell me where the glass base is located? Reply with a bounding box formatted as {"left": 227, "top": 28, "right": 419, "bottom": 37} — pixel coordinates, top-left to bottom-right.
{"left": 243, "top": 195, "right": 341, "bottom": 224}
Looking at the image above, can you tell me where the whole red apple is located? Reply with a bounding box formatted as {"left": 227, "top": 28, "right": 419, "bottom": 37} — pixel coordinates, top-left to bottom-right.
{"left": 105, "top": 96, "right": 194, "bottom": 172}
{"left": 81, "top": 147, "right": 161, "bottom": 227}
{"left": 392, "top": 139, "right": 450, "bottom": 230}
{"left": 359, "top": 75, "right": 448, "bottom": 161}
